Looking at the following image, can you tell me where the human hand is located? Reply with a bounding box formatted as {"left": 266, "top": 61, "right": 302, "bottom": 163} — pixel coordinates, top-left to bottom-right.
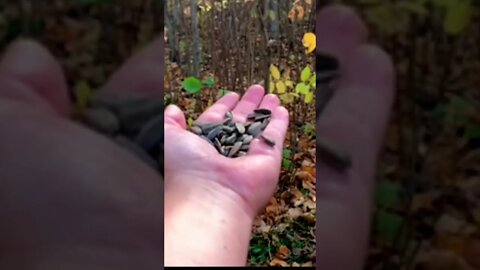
{"left": 316, "top": 6, "right": 395, "bottom": 270}
{"left": 164, "top": 86, "right": 289, "bottom": 217}
{"left": 164, "top": 86, "right": 289, "bottom": 266}
{"left": 0, "top": 39, "right": 164, "bottom": 269}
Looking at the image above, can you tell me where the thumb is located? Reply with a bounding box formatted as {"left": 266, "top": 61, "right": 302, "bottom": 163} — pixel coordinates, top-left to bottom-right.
{"left": 0, "top": 39, "right": 69, "bottom": 116}
{"left": 165, "top": 104, "right": 187, "bottom": 129}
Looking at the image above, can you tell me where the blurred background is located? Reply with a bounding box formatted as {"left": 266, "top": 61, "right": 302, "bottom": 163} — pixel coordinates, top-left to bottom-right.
{"left": 0, "top": 0, "right": 162, "bottom": 95}
{"left": 327, "top": 1, "right": 480, "bottom": 269}
{"left": 164, "top": 0, "right": 316, "bottom": 267}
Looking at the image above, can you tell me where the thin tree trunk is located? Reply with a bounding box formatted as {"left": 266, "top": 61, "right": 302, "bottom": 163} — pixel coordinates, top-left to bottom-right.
{"left": 190, "top": 0, "right": 201, "bottom": 77}
{"left": 270, "top": 0, "right": 279, "bottom": 40}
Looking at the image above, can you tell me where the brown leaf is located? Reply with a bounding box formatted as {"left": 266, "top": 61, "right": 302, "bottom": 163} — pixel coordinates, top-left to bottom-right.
{"left": 416, "top": 250, "right": 472, "bottom": 270}
{"left": 295, "top": 170, "right": 315, "bottom": 182}
{"left": 436, "top": 235, "right": 469, "bottom": 256}
{"left": 277, "top": 245, "right": 291, "bottom": 259}
{"left": 286, "top": 207, "right": 303, "bottom": 219}
{"left": 270, "top": 258, "right": 289, "bottom": 267}
{"left": 465, "top": 240, "right": 480, "bottom": 269}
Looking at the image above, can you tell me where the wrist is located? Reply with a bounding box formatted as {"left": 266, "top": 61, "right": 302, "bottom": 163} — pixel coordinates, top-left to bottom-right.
{"left": 164, "top": 174, "right": 254, "bottom": 266}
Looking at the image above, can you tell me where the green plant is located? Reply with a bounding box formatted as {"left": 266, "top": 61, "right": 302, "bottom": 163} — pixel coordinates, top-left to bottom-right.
{"left": 282, "top": 149, "right": 293, "bottom": 171}
{"left": 182, "top": 76, "right": 216, "bottom": 94}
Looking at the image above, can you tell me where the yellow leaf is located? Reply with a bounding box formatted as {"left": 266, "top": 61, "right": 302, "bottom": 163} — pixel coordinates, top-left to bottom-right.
{"left": 285, "top": 80, "right": 294, "bottom": 88}
{"left": 74, "top": 80, "right": 92, "bottom": 109}
{"left": 304, "top": 91, "right": 313, "bottom": 104}
{"left": 280, "top": 93, "right": 295, "bottom": 104}
{"left": 397, "top": 1, "right": 428, "bottom": 15}
{"left": 365, "top": 4, "right": 410, "bottom": 35}
{"left": 302, "top": 32, "right": 316, "bottom": 54}
{"left": 269, "top": 81, "right": 275, "bottom": 92}
{"left": 188, "top": 117, "right": 194, "bottom": 127}
{"left": 444, "top": 0, "right": 471, "bottom": 35}
{"left": 270, "top": 64, "right": 281, "bottom": 80}
{"left": 276, "top": 81, "right": 286, "bottom": 93}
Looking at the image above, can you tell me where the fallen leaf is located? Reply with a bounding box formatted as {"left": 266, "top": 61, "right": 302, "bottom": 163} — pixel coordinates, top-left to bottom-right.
{"left": 277, "top": 245, "right": 291, "bottom": 259}
{"left": 270, "top": 258, "right": 289, "bottom": 267}
{"left": 465, "top": 240, "right": 480, "bottom": 269}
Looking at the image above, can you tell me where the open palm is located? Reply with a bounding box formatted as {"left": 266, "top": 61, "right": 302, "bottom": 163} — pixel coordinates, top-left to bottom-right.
{"left": 164, "top": 85, "right": 289, "bottom": 216}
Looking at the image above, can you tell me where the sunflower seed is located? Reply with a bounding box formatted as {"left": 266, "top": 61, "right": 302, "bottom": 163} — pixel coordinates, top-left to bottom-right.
{"left": 247, "top": 113, "right": 257, "bottom": 120}
{"left": 229, "top": 141, "right": 243, "bottom": 157}
{"left": 82, "top": 107, "right": 119, "bottom": 134}
{"left": 261, "top": 135, "right": 276, "bottom": 147}
{"left": 135, "top": 114, "right": 164, "bottom": 152}
{"left": 225, "top": 134, "right": 237, "bottom": 145}
{"left": 207, "top": 126, "right": 222, "bottom": 140}
{"left": 247, "top": 122, "right": 263, "bottom": 136}
{"left": 254, "top": 114, "right": 271, "bottom": 121}
{"left": 114, "top": 136, "right": 159, "bottom": 170}
{"left": 242, "top": 135, "right": 253, "bottom": 144}
{"left": 214, "top": 138, "right": 223, "bottom": 152}
{"left": 191, "top": 126, "right": 203, "bottom": 135}
{"left": 114, "top": 98, "right": 163, "bottom": 133}
{"left": 200, "top": 135, "right": 214, "bottom": 146}
{"left": 240, "top": 144, "right": 250, "bottom": 151}
{"left": 254, "top": 109, "right": 272, "bottom": 115}
{"left": 260, "top": 119, "right": 269, "bottom": 130}
{"left": 220, "top": 146, "right": 228, "bottom": 156}
{"left": 235, "top": 123, "right": 245, "bottom": 134}
{"left": 197, "top": 122, "right": 222, "bottom": 134}
{"left": 237, "top": 151, "right": 247, "bottom": 157}
{"left": 317, "top": 136, "right": 352, "bottom": 170}
{"left": 222, "top": 125, "right": 235, "bottom": 133}
{"left": 220, "top": 134, "right": 227, "bottom": 144}
{"left": 225, "top": 111, "right": 233, "bottom": 120}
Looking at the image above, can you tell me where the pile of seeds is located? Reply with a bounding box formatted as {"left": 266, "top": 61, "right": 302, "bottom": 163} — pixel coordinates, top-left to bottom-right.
{"left": 74, "top": 91, "right": 164, "bottom": 176}
{"left": 190, "top": 109, "right": 276, "bottom": 158}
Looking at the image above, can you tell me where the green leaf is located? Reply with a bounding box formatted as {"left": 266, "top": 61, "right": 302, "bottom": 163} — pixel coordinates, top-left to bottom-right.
{"left": 303, "top": 123, "right": 316, "bottom": 136}
{"left": 300, "top": 66, "right": 312, "bottom": 82}
{"left": 282, "top": 159, "right": 293, "bottom": 171}
{"left": 283, "top": 149, "right": 292, "bottom": 159}
{"left": 465, "top": 125, "right": 480, "bottom": 140}
{"left": 309, "top": 73, "right": 316, "bottom": 88}
{"left": 202, "top": 77, "right": 215, "bottom": 87}
{"left": 182, "top": 77, "right": 203, "bottom": 94}
{"left": 217, "top": 89, "right": 231, "bottom": 98}
{"left": 376, "top": 211, "right": 406, "bottom": 247}
{"left": 375, "top": 181, "right": 404, "bottom": 208}
{"left": 295, "top": 83, "right": 310, "bottom": 95}
{"left": 304, "top": 91, "right": 313, "bottom": 104}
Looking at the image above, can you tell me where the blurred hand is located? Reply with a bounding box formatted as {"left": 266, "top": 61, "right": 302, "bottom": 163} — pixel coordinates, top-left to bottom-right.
{"left": 0, "top": 39, "right": 164, "bottom": 269}
{"left": 316, "top": 5, "right": 395, "bottom": 270}
{"left": 164, "top": 86, "right": 289, "bottom": 217}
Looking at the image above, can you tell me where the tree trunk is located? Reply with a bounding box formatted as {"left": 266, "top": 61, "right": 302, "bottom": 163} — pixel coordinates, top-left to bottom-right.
{"left": 190, "top": 0, "right": 201, "bottom": 77}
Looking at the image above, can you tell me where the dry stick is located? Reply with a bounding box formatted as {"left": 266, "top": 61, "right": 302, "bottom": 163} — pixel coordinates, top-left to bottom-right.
{"left": 257, "top": 0, "right": 271, "bottom": 93}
